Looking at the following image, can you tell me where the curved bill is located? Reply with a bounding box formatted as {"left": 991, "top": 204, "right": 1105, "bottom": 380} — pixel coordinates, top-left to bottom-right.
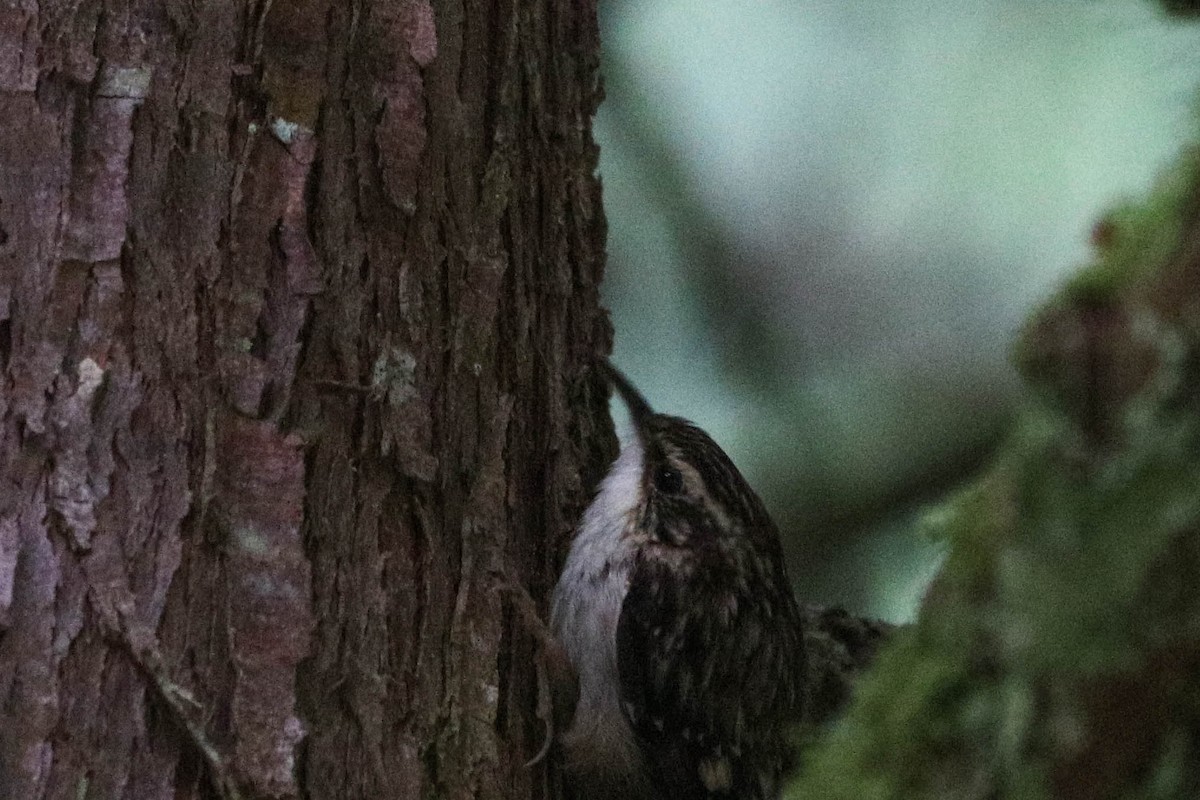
{"left": 597, "top": 360, "right": 656, "bottom": 434}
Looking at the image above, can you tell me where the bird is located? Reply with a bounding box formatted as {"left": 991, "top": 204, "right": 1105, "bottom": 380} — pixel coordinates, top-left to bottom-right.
{"left": 551, "top": 362, "right": 807, "bottom": 800}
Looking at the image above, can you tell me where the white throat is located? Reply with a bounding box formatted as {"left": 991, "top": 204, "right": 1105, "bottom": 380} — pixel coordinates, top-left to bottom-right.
{"left": 550, "top": 435, "right": 645, "bottom": 769}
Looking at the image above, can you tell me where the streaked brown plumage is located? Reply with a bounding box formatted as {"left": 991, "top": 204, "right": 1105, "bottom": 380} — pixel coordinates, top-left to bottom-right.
{"left": 552, "top": 363, "right": 807, "bottom": 800}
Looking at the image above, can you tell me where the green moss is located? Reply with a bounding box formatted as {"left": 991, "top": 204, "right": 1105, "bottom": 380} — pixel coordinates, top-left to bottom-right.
{"left": 787, "top": 101, "right": 1200, "bottom": 800}
{"left": 791, "top": 406, "right": 1200, "bottom": 797}
{"left": 790, "top": 482, "right": 1009, "bottom": 800}
{"left": 1064, "top": 144, "right": 1200, "bottom": 303}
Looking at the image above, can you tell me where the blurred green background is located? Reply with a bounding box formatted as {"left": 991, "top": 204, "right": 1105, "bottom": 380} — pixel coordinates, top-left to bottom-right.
{"left": 597, "top": 0, "right": 1200, "bottom": 621}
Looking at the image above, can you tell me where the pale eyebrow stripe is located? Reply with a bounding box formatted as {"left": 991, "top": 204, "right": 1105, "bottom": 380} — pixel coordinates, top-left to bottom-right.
{"left": 666, "top": 452, "right": 738, "bottom": 535}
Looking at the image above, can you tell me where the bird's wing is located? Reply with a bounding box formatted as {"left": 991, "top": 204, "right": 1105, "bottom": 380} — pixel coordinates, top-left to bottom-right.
{"left": 616, "top": 556, "right": 804, "bottom": 800}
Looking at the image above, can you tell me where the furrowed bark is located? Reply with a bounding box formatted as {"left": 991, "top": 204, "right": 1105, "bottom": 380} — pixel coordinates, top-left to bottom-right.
{"left": 0, "top": 2, "right": 611, "bottom": 799}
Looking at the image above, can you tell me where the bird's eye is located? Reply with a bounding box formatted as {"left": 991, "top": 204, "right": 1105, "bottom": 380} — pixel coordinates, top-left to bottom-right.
{"left": 654, "top": 465, "right": 683, "bottom": 494}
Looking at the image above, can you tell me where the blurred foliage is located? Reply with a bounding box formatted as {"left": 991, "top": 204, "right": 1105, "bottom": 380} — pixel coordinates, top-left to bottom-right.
{"left": 598, "top": 0, "right": 1200, "bottom": 619}
{"left": 1163, "top": 0, "right": 1200, "bottom": 18}
{"left": 787, "top": 98, "right": 1200, "bottom": 799}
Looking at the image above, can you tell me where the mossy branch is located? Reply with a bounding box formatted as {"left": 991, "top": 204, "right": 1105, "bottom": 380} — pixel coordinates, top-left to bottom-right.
{"left": 787, "top": 45, "right": 1200, "bottom": 800}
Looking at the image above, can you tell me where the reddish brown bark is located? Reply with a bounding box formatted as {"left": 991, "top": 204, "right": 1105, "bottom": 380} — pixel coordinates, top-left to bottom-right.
{"left": 0, "top": 2, "right": 611, "bottom": 799}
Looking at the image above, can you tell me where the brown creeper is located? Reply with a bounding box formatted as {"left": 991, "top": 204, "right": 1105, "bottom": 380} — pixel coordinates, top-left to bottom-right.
{"left": 552, "top": 364, "right": 807, "bottom": 800}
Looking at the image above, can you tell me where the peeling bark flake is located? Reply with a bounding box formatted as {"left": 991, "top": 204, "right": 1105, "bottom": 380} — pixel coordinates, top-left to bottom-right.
{"left": 371, "top": 346, "right": 438, "bottom": 479}
{"left": 371, "top": 0, "right": 436, "bottom": 212}
{"left": 264, "top": 125, "right": 323, "bottom": 418}
{"left": 223, "top": 125, "right": 321, "bottom": 420}
{"left": 215, "top": 414, "right": 312, "bottom": 797}
{"left": 0, "top": 3, "right": 38, "bottom": 92}
{"left": 0, "top": 489, "right": 59, "bottom": 799}
{"left": 453, "top": 254, "right": 507, "bottom": 375}
{"left": 400, "top": 0, "right": 437, "bottom": 66}
{"left": 63, "top": 81, "right": 146, "bottom": 262}
{"left": 376, "top": 64, "right": 427, "bottom": 214}
{"left": 48, "top": 357, "right": 108, "bottom": 550}
{"left": 440, "top": 397, "right": 513, "bottom": 790}
{"left": 0, "top": 517, "right": 15, "bottom": 629}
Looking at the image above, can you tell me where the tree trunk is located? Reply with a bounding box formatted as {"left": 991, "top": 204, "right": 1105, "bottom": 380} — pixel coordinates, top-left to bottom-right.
{"left": 0, "top": 2, "right": 611, "bottom": 799}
